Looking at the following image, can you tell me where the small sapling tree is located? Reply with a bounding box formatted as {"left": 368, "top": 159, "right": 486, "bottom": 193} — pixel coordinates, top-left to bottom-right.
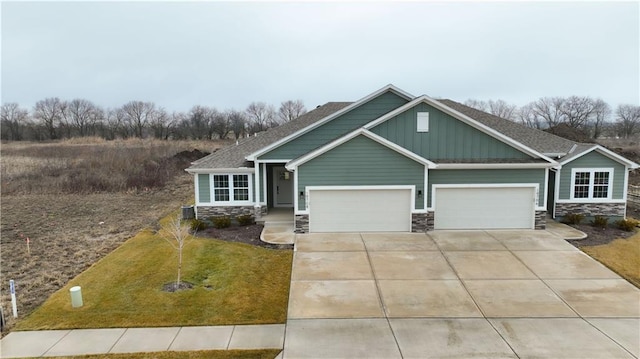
{"left": 161, "top": 214, "right": 193, "bottom": 291}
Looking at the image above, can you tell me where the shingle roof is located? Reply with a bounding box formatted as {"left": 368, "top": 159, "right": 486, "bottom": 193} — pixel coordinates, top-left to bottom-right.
{"left": 188, "top": 102, "right": 352, "bottom": 170}
{"left": 437, "top": 99, "right": 576, "bottom": 157}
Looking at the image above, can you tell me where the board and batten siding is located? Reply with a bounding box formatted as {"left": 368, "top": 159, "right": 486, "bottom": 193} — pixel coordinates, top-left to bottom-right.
{"left": 370, "top": 103, "right": 532, "bottom": 161}
{"left": 297, "top": 135, "right": 425, "bottom": 211}
{"left": 558, "top": 151, "right": 626, "bottom": 200}
{"left": 260, "top": 91, "right": 408, "bottom": 160}
{"left": 198, "top": 173, "right": 210, "bottom": 203}
{"left": 427, "top": 169, "right": 546, "bottom": 208}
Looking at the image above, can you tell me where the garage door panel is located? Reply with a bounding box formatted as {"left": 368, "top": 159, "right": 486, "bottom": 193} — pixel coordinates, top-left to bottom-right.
{"left": 309, "top": 189, "right": 411, "bottom": 232}
{"left": 434, "top": 187, "right": 534, "bottom": 230}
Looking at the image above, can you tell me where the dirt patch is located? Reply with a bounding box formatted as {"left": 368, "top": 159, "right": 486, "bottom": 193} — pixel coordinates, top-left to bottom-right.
{"left": 162, "top": 281, "right": 195, "bottom": 292}
{"left": 566, "top": 223, "right": 637, "bottom": 247}
{"left": 199, "top": 224, "right": 293, "bottom": 250}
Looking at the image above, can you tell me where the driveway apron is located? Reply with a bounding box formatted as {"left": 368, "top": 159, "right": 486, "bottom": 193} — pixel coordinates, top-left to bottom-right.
{"left": 283, "top": 230, "right": 639, "bottom": 359}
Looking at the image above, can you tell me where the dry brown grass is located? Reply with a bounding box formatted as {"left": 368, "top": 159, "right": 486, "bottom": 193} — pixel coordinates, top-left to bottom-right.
{"left": 0, "top": 138, "right": 229, "bottom": 333}
{"left": 582, "top": 232, "right": 640, "bottom": 288}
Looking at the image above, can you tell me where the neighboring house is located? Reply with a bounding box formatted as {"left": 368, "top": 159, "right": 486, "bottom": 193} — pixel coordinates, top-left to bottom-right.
{"left": 186, "top": 85, "right": 639, "bottom": 233}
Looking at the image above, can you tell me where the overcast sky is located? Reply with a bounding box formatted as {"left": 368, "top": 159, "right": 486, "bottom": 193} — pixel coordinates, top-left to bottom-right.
{"left": 2, "top": 1, "right": 638, "bottom": 114}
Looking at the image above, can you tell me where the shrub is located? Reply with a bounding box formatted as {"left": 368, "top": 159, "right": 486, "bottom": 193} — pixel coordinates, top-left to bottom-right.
{"left": 211, "top": 216, "right": 231, "bottom": 229}
{"left": 237, "top": 214, "right": 254, "bottom": 226}
{"left": 591, "top": 216, "right": 609, "bottom": 229}
{"left": 190, "top": 219, "right": 207, "bottom": 232}
{"left": 562, "top": 213, "right": 585, "bottom": 225}
{"left": 615, "top": 219, "right": 639, "bottom": 232}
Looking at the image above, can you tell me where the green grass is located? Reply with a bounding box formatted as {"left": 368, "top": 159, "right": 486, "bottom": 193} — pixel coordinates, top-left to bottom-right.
{"left": 582, "top": 231, "right": 640, "bottom": 288}
{"left": 25, "top": 349, "right": 282, "bottom": 359}
{"left": 16, "top": 223, "right": 293, "bottom": 330}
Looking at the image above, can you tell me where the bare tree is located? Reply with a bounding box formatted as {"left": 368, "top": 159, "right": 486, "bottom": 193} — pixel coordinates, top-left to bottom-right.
{"left": 530, "top": 97, "right": 566, "bottom": 128}
{"left": 560, "top": 96, "right": 598, "bottom": 129}
{"left": 210, "top": 111, "right": 230, "bottom": 139}
{"left": 278, "top": 100, "right": 306, "bottom": 123}
{"left": 615, "top": 104, "right": 640, "bottom": 138}
{"left": 228, "top": 110, "right": 247, "bottom": 140}
{"left": 590, "top": 99, "right": 611, "bottom": 139}
{"left": 464, "top": 99, "right": 488, "bottom": 112}
{"left": 149, "top": 108, "right": 173, "bottom": 140}
{"left": 121, "top": 101, "right": 156, "bottom": 138}
{"left": 161, "top": 214, "right": 192, "bottom": 291}
{"left": 33, "top": 97, "right": 66, "bottom": 139}
{"left": 246, "top": 102, "right": 276, "bottom": 134}
{"left": 487, "top": 100, "right": 517, "bottom": 121}
{"left": 516, "top": 104, "right": 543, "bottom": 129}
{"left": 1, "top": 103, "right": 29, "bottom": 140}
{"left": 66, "top": 99, "right": 100, "bottom": 137}
{"left": 186, "top": 106, "right": 214, "bottom": 140}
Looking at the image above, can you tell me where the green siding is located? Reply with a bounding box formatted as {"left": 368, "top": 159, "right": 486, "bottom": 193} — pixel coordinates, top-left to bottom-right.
{"left": 371, "top": 103, "right": 532, "bottom": 160}
{"left": 428, "top": 169, "right": 546, "bottom": 207}
{"left": 198, "top": 174, "right": 210, "bottom": 203}
{"left": 558, "top": 151, "right": 626, "bottom": 200}
{"left": 297, "top": 135, "right": 425, "bottom": 211}
{"left": 260, "top": 91, "right": 408, "bottom": 160}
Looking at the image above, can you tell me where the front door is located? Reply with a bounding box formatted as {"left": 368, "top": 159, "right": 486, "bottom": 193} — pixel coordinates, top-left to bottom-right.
{"left": 274, "top": 167, "right": 294, "bottom": 207}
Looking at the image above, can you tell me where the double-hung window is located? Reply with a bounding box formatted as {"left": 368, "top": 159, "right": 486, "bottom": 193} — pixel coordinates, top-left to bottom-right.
{"left": 209, "top": 174, "right": 251, "bottom": 203}
{"left": 570, "top": 168, "right": 613, "bottom": 200}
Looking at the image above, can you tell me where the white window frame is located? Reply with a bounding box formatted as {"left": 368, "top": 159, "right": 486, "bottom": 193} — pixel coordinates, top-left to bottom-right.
{"left": 197, "top": 173, "right": 253, "bottom": 206}
{"left": 417, "top": 112, "right": 429, "bottom": 132}
{"left": 570, "top": 168, "right": 613, "bottom": 201}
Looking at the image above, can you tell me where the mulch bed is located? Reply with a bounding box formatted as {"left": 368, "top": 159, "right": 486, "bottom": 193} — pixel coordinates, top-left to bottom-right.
{"left": 566, "top": 224, "right": 637, "bottom": 247}
{"left": 199, "top": 224, "right": 293, "bottom": 250}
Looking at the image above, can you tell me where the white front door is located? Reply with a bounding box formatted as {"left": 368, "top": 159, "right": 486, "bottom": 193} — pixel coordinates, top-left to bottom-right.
{"left": 274, "top": 167, "right": 294, "bottom": 207}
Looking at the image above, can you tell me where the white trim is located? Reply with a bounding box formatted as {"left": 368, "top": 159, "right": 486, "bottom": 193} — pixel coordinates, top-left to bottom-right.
{"left": 423, "top": 166, "right": 429, "bottom": 212}
{"left": 203, "top": 173, "right": 254, "bottom": 206}
{"left": 246, "top": 84, "right": 414, "bottom": 161}
{"left": 623, "top": 168, "right": 629, "bottom": 202}
{"left": 544, "top": 153, "right": 567, "bottom": 158}
{"left": 262, "top": 163, "right": 268, "bottom": 206}
{"left": 555, "top": 199, "right": 627, "bottom": 204}
{"left": 304, "top": 185, "right": 415, "bottom": 230}
{"left": 193, "top": 174, "right": 200, "bottom": 212}
{"left": 569, "top": 168, "right": 614, "bottom": 201}
{"left": 553, "top": 167, "right": 561, "bottom": 218}
{"left": 429, "top": 183, "right": 542, "bottom": 210}
{"left": 285, "top": 128, "right": 436, "bottom": 170}
{"left": 436, "top": 162, "right": 555, "bottom": 169}
{"left": 293, "top": 169, "right": 299, "bottom": 212}
{"left": 560, "top": 145, "right": 639, "bottom": 168}
{"left": 363, "top": 95, "right": 558, "bottom": 165}
{"left": 543, "top": 167, "right": 549, "bottom": 211}
{"left": 254, "top": 162, "right": 261, "bottom": 206}
{"left": 186, "top": 167, "right": 255, "bottom": 174}
{"left": 256, "top": 159, "right": 292, "bottom": 163}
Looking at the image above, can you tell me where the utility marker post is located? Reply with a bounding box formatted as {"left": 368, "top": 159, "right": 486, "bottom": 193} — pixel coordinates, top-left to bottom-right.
{"left": 10, "top": 280, "right": 17, "bottom": 318}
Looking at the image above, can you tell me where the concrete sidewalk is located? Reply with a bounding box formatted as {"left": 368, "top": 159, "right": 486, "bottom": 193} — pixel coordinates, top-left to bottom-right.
{"left": 0, "top": 324, "right": 284, "bottom": 358}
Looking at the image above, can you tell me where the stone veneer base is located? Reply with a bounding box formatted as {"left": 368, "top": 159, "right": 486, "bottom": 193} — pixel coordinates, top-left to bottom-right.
{"left": 555, "top": 202, "right": 626, "bottom": 218}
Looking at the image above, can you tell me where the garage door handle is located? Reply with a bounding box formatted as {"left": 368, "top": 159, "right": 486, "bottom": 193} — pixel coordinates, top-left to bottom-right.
{"left": 277, "top": 186, "right": 279, "bottom": 194}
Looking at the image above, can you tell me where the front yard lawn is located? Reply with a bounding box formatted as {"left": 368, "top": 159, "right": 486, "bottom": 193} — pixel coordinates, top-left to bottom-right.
{"left": 581, "top": 232, "right": 640, "bottom": 288}
{"left": 16, "top": 223, "right": 293, "bottom": 330}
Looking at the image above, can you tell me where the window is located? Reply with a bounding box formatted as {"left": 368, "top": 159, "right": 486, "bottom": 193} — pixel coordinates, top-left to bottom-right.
{"left": 209, "top": 174, "right": 251, "bottom": 203}
{"left": 571, "top": 169, "right": 613, "bottom": 200}
{"left": 417, "top": 112, "right": 429, "bottom": 132}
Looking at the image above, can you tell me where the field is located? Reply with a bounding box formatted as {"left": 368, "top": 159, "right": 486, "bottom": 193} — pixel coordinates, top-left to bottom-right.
{"left": 0, "top": 138, "right": 228, "bottom": 332}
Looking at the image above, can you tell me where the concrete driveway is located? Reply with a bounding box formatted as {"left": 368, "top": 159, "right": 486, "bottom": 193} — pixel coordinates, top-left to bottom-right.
{"left": 283, "top": 230, "right": 640, "bottom": 359}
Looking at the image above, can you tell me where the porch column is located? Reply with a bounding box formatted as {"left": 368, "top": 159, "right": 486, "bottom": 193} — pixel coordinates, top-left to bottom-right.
{"left": 254, "top": 161, "right": 262, "bottom": 219}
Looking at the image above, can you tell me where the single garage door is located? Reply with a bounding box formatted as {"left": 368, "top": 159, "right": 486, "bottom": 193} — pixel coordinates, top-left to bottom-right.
{"left": 309, "top": 188, "right": 412, "bottom": 232}
{"left": 434, "top": 187, "right": 535, "bottom": 230}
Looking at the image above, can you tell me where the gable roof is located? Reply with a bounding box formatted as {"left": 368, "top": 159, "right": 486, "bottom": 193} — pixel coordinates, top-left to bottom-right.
{"left": 438, "top": 100, "right": 576, "bottom": 157}
{"left": 285, "top": 128, "right": 437, "bottom": 170}
{"left": 244, "top": 84, "right": 414, "bottom": 161}
{"left": 186, "top": 102, "right": 351, "bottom": 171}
{"left": 363, "top": 95, "right": 558, "bottom": 164}
{"left": 559, "top": 143, "right": 640, "bottom": 168}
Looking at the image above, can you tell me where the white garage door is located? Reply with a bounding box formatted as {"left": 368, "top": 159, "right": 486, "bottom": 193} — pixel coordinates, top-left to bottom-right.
{"left": 309, "top": 188, "right": 412, "bottom": 232}
{"left": 434, "top": 187, "right": 535, "bottom": 230}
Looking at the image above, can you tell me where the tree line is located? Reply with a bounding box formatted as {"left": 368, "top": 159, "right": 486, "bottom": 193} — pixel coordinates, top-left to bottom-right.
{"left": 0, "top": 98, "right": 307, "bottom": 141}
{"left": 2, "top": 95, "right": 639, "bottom": 142}
{"left": 464, "top": 97, "right": 640, "bottom": 140}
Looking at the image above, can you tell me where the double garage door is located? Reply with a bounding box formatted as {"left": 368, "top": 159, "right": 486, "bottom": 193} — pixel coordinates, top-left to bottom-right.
{"left": 307, "top": 186, "right": 535, "bottom": 232}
